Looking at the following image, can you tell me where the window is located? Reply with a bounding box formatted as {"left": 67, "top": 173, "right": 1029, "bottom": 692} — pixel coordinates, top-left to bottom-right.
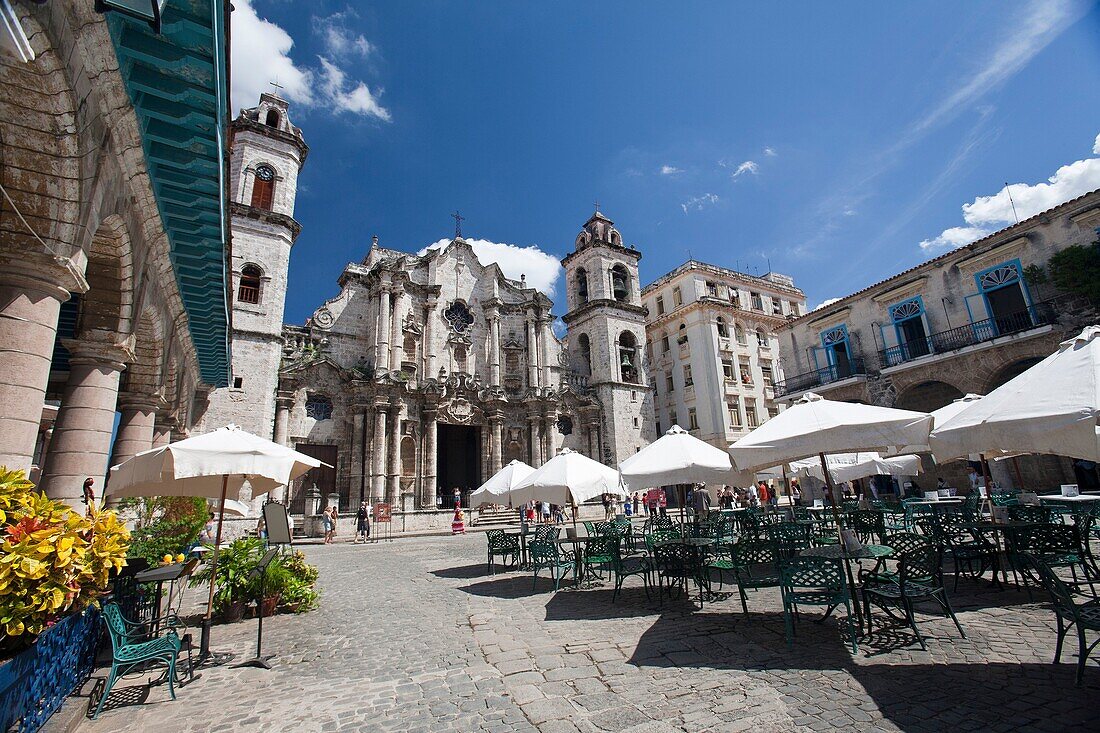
{"left": 618, "top": 331, "right": 638, "bottom": 383}
{"left": 237, "top": 264, "right": 262, "bottom": 304}
{"left": 730, "top": 290, "right": 741, "bottom": 308}
{"left": 772, "top": 298, "right": 782, "bottom": 315}
{"left": 666, "top": 373, "right": 674, "bottom": 392}
{"left": 306, "top": 394, "right": 333, "bottom": 420}
{"left": 578, "top": 333, "right": 592, "bottom": 376}
{"left": 751, "top": 292, "right": 763, "bottom": 311}
{"left": 677, "top": 323, "right": 688, "bottom": 346}
{"left": 611, "top": 264, "right": 630, "bottom": 302}
{"left": 250, "top": 164, "right": 276, "bottom": 210}
{"left": 453, "top": 345, "right": 468, "bottom": 371}
{"left": 655, "top": 420, "right": 662, "bottom": 435}
{"left": 791, "top": 302, "right": 800, "bottom": 317}
{"left": 232, "top": 376, "right": 243, "bottom": 389}
{"left": 633, "top": 417, "right": 639, "bottom": 428}
{"left": 756, "top": 328, "right": 768, "bottom": 347}
{"left": 768, "top": 406, "right": 780, "bottom": 420}
{"left": 745, "top": 399, "right": 758, "bottom": 428}
{"left": 735, "top": 324, "right": 747, "bottom": 345}
{"left": 576, "top": 268, "right": 589, "bottom": 304}
{"left": 683, "top": 364, "right": 693, "bottom": 387}
{"left": 661, "top": 334, "right": 670, "bottom": 353}
{"left": 761, "top": 363, "right": 774, "bottom": 387}
{"left": 739, "top": 358, "right": 753, "bottom": 385}
{"left": 716, "top": 316, "right": 729, "bottom": 338}
{"left": 673, "top": 286, "right": 683, "bottom": 307}
{"left": 728, "top": 398, "right": 741, "bottom": 426}
{"left": 688, "top": 408, "right": 698, "bottom": 430}
{"left": 706, "top": 281, "right": 717, "bottom": 297}
{"left": 670, "top": 410, "right": 678, "bottom": 427}
{"left": 655, "top": 295, "right": 665, "bottom": 315}
{"left": 265, "top": 109, "right": 280, "bottom": 127}
{"left": 631, "top": 390, "right": 637, "bottom": 402}
{"left": 721, "top": 359, "right": 734, "bottom": 380}
{"left": 443, "top": 301, "right": 474, "bottom": 332}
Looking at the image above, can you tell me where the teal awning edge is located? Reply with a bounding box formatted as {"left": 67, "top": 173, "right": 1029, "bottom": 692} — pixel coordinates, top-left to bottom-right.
{"left": 108, "top": 0, "right": 230, "bottom": 387}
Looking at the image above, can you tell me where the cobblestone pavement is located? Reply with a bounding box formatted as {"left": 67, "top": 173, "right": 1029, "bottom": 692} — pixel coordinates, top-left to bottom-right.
{"left": 82, "top": 534, "right": 1098, "bottom": 732}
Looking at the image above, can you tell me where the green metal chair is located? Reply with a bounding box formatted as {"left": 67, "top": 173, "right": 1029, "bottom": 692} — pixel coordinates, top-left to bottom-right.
{"left": 1008, "top": 505, "right": 1054, "bottom": 525}
{"left": 730, "top": 539, "right": 782, "bottom": 616}
{"left": 862, "top": 545, "right": 966, "bottom": 650}
{"left": 1012, "top": 524, "right": 1097, "bottom": 596}
{"left": 861, "top": 532, "right": 933, "bottom": 585}
{"left": 486, "top": 529, "right": 520, "bottom": 574}
{"left": 583, "top": 534, "right": 617, "bottom": 580}
{"left": 610, "top": 538, "right": 653, "bottom": 602}
{"left": 1020, "top": 553, "right": 1100, "bottom": 686}
{"left": 779, "top": 556, "right": 858, "bottom": 653}
{"left": 94, "top": 602, "right": 182, "bottom": 719}
{"left": 530, "top": 539, "right": 573, "bottom": 591}
{"left": 847, "top": 510, "right": 887, "bottom": 545}
{"left": 764, "top": 522, "right": 814, "bottom": 558}
{"left": 652, "top": 541, "right": 695, "bottom": 603}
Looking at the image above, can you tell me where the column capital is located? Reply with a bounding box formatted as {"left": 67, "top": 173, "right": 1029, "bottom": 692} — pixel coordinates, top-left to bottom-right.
{"left": 0, "top": 249, "right": 89, "bottom": 301}
{"left": 62, "top": 332, "right": 134, "bottom": 370}
{"left": 117, "top": 391, "right": 165, "bottom": 412}
{"left": 276, "top": 391, "right": 295, "bottom": 409}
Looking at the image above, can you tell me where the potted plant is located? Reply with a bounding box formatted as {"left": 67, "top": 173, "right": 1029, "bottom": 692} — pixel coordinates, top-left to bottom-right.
{"left": 189, "top": 537, "right": 264, "bottom": 622}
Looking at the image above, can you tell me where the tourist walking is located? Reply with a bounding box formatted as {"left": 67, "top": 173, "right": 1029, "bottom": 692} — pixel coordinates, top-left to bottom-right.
{"left": 541, "top": 500, "right": 551, "bottom": 524}
{"left": 322, "top": 506, "right": 334, "bottom": 544}
{"left": 692, "top": 484, "right": 711, "bottom": 518}
{"left": 356, "top": 501, "right": 371, "bottom": 543}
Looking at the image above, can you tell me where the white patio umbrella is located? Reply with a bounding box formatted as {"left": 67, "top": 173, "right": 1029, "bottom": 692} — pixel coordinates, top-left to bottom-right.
{"left": 108, "top": 424, "right": 325, "bottom": 656}
{"left": 619, "top": 425, "right": 733, "bottom": 491}
{"left": 790, "top": 452, "right": 923, "bottom": 483}
{"left": 509, "top": 448, "right": 625, "bottom": 509}
{"left": 930, "top": 326, "right": 1100, "bottom": 464}
{"left": 214, "top": 498, "right": 257, "bottom": 518}
{"left": 469, "top": 459, "right": 535, "bottom": 505}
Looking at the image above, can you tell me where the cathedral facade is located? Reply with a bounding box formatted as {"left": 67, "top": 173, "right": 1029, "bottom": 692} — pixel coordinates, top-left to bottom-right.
{"left": 202, "top": 97, "right": 655, "bottom": 515}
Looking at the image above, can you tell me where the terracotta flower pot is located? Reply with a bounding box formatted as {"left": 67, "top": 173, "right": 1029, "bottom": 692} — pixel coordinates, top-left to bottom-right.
{"left": 259, "top": 595, "right": 281, "bottom": 618}
{"left": 222, "top": 600, "right": 246, "bottom": 623}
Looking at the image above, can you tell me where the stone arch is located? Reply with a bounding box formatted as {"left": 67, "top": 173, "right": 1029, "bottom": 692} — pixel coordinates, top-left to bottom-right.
{"left": 894, "top": 380, "right": 963, "bottom": 412}
{"left": 575, "top": 267, "right": 588, "bottom": 303}
{"left": 610, "top": 263, "right": 630, "bottom": 302}
{"left": 265, "top": 109, "right": 280, "bottom": 128}
{"left": 577, "top": 332, "right": 592, "bottom": 376}
{"left": 237, "top": 262, "right": 263, "bottom": 305}
{"left": 985, "top": 357, "right": 1043, "bottom": 393}
{"left": 123, "top": 308, "right": 164, "bottom": 397}
{"left": 400, "top": 435, "right": 416, "bottom": 479}
{"left": 505, "top": 440, "right": 523, "bottom": 464}
{"left": 78, "top": 215, "right": 134, "bottom": 336}
{"left": 618, "top": 330, "right": 638, "bottom": 383}
{"left": 0, "top": 12, "right": 82, "bottom": 257}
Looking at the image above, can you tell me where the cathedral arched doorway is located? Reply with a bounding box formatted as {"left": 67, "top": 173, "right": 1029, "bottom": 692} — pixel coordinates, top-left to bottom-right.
{"left": 437, "top": 423, "right": 481, "bottom": 507}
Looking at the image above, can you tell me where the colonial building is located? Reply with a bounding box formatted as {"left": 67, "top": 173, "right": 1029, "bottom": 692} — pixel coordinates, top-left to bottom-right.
{"left": 776, "top": 189, "right": 1100, "bottom": 489}
{"left": 642, "top": 262, "right": 806, "bottom": 450}
{"left": 200, "top": 136, "right": 656, "bottom": 514}
{"left": 0, "top": 1, "right": 229, "bottom": 506}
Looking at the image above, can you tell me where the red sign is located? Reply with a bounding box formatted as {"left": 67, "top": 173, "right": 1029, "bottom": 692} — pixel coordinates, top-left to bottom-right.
{"left": 374, "top": 503, "right": 392, "bottom": 523}
{"left": 646, "top": 489, "right": 666, "bottom": 508}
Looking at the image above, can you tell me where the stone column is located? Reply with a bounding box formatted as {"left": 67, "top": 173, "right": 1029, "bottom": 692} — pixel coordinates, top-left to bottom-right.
{"left": 423, "top": 299, "right": 437, "bottom": 378}
{"left": 525, "top": 310, "right": 539, "bottom": 389}
{"left": 350, "top": 410, "right": 366, "bottom": 504}
{"left": 587, "top": 420, "right": 600, "bottom": 460}
{"left": 390, "top": 289, "right": 404, "bottom": 372}
{"left": 375, "top": 284, "right": 391, "bottom": 373}
{"left": 539, "top": 315, "right": 553, "bottom": 389}
{"left": 386, "top": 404, "right": 401, "bottom": 504}
{"left": 528, "top": 414, "right": 542, "bottom": 466}
{"left": 487, "top": 306, "right": 502, "bottom": 387}
{"left": 108, "top": 391, "right": 158, "bottom": 466}
{"left": 421, "top": 408, "right": 437, "bottom": 508}
{"left": 371, "top": 406, "right": 387, "bottom": 504}
{"left": 39, "top": 339, "right": 131, "bottom": 508}
{"left": 542, "top": 414, "right": 555, "bottom": 463}
{"left": 490, "top": 415, "right": 504, "bottom": 474}
{"left": 0, "top": 260, "right": 86, "bottom": 473}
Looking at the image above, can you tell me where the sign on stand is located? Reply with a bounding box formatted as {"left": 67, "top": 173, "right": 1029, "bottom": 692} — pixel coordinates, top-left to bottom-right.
{"left": 373, "top": 502, "right": 393, "bottom": 542}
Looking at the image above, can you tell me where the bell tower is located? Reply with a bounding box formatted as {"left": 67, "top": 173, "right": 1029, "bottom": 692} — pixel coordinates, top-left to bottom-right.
{"left": 200, "top": 93, "right": 308, "bottom": 438}
{"left": 561, "top": 209, "right": 655, "bottom": 463}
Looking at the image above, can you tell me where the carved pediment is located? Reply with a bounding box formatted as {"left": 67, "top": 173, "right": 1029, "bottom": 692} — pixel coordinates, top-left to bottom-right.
{"left": 502, "top": 332, "right": 524, "bottom": 350}
{"left": 402, "top": 311, "right": 423, "bottom": 335}
{"left": 439, "top": 396, "right": 485, "bottom": 425}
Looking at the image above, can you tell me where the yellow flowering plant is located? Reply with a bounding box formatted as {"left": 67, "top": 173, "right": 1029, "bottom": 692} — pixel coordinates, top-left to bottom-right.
{"left": 0, "top": 468, "right": 129, "bottom": 653}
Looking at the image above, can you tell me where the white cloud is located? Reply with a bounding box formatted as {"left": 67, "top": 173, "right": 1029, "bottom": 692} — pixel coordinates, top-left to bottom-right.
{"left": 918, "top": 130, "right": 1100, "bottom": 252}
{"left": 813, "top": 298, "right": 842, "bottom": 311}
{"left": 419, "top": 239, "right": 561, "bottom": 296}
{"left": 732, "top": 160, "right": 759, "bottom": 178}
{"left": 659, "top": 165, "right": 684, "bottom": 176}
{"left": 230, "top": 0, "right": 390, "bottom": 121}
{"left": 680, "top": 193, "right": 719, "bottom": 213}
{"left": 919, "top": 226, "right": 992, "bottom": 252}
{"left": 315, "top": 10, "right": 374, "bottom": 58}
{"left": 763, "top": 147, "right": 777, "bottom": 157}
{"left": 318, "top": 57, "right": 391, "bottom": 120}
{"left": 1094, "top": 132, "right": 1100, "bottom": 155}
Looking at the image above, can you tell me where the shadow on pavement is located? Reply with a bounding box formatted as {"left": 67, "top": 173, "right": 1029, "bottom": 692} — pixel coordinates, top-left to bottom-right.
{"left": 431, "top": 563, "right": 493, "bottom": 579}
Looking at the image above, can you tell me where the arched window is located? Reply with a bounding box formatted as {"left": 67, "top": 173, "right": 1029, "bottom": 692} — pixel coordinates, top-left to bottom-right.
{"left": 576, "top": 268, "right": 589, "bottom": 304}
{"left": 265, "top": 109, "right": 280, "bottom": 127}
{"left": 610, "top": 264, "right": 630, "bottom": 302}
{"left": 305, "top": 394, "right": 333, "bottom": 420}
{"left": 735, "top": 324, "right": 746, "bottom": 345}
{"left": 756, "top": 328, "right": 767, "bottom": 346}
{"left": 618, "top": 331, "right": 638, "bottom": 383}
{"left": 677, "top": 322, "right": 688, "bottom": 346}
{"left": 716, "top": 316, "right": 729, "bottom": 338}
{"left": 250, "top": 164, "right": 276, "bottom": 210}
{"left": 237, "top": 264, "right": 262, "bottom": 304}
{"left": 577, "top": 333, "right": 592, "bottom": 376}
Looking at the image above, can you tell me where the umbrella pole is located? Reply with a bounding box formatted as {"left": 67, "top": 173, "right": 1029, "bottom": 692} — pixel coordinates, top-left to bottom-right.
{"left": 200, "top": 475, "right": 229, "bottom": 659}
{"left": 819, "top": 452, "right": 863, "bottom": 630}
{"left": 1011, "top": 456, "right": 1025, "bottom": 490}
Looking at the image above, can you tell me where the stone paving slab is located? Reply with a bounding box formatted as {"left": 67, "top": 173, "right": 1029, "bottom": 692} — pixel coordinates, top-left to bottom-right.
{"left": 79, "top": 534, "right": 1098, "bottom": 732}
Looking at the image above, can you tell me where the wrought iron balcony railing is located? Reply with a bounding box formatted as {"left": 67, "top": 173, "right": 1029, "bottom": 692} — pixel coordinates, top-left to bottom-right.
{"left": 774, "top": 357, "right": 867, "bottom": 398}
{"left": 878, "top": 300, "right": 1058, "bottom": 368}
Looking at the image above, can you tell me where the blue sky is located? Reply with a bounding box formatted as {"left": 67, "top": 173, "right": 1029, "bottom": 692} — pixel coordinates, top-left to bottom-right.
{"left": 232, "top": 1, "right": 1100, "bottom": 323}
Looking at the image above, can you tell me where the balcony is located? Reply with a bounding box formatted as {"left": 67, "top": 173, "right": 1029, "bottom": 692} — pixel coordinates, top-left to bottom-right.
{"left": 879, "top": 301, "right": 1058, "bottom": 369}
{"left": 774, "top": 358, "right": 867, "bottom": 398}
{"left": 564, "top": 371, "right": 592, "bottom": 394}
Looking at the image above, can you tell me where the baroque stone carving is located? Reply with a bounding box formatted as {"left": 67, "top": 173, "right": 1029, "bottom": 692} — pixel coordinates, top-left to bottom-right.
{"left": 313, "top": 308, "right": 335, "bottom": 329}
